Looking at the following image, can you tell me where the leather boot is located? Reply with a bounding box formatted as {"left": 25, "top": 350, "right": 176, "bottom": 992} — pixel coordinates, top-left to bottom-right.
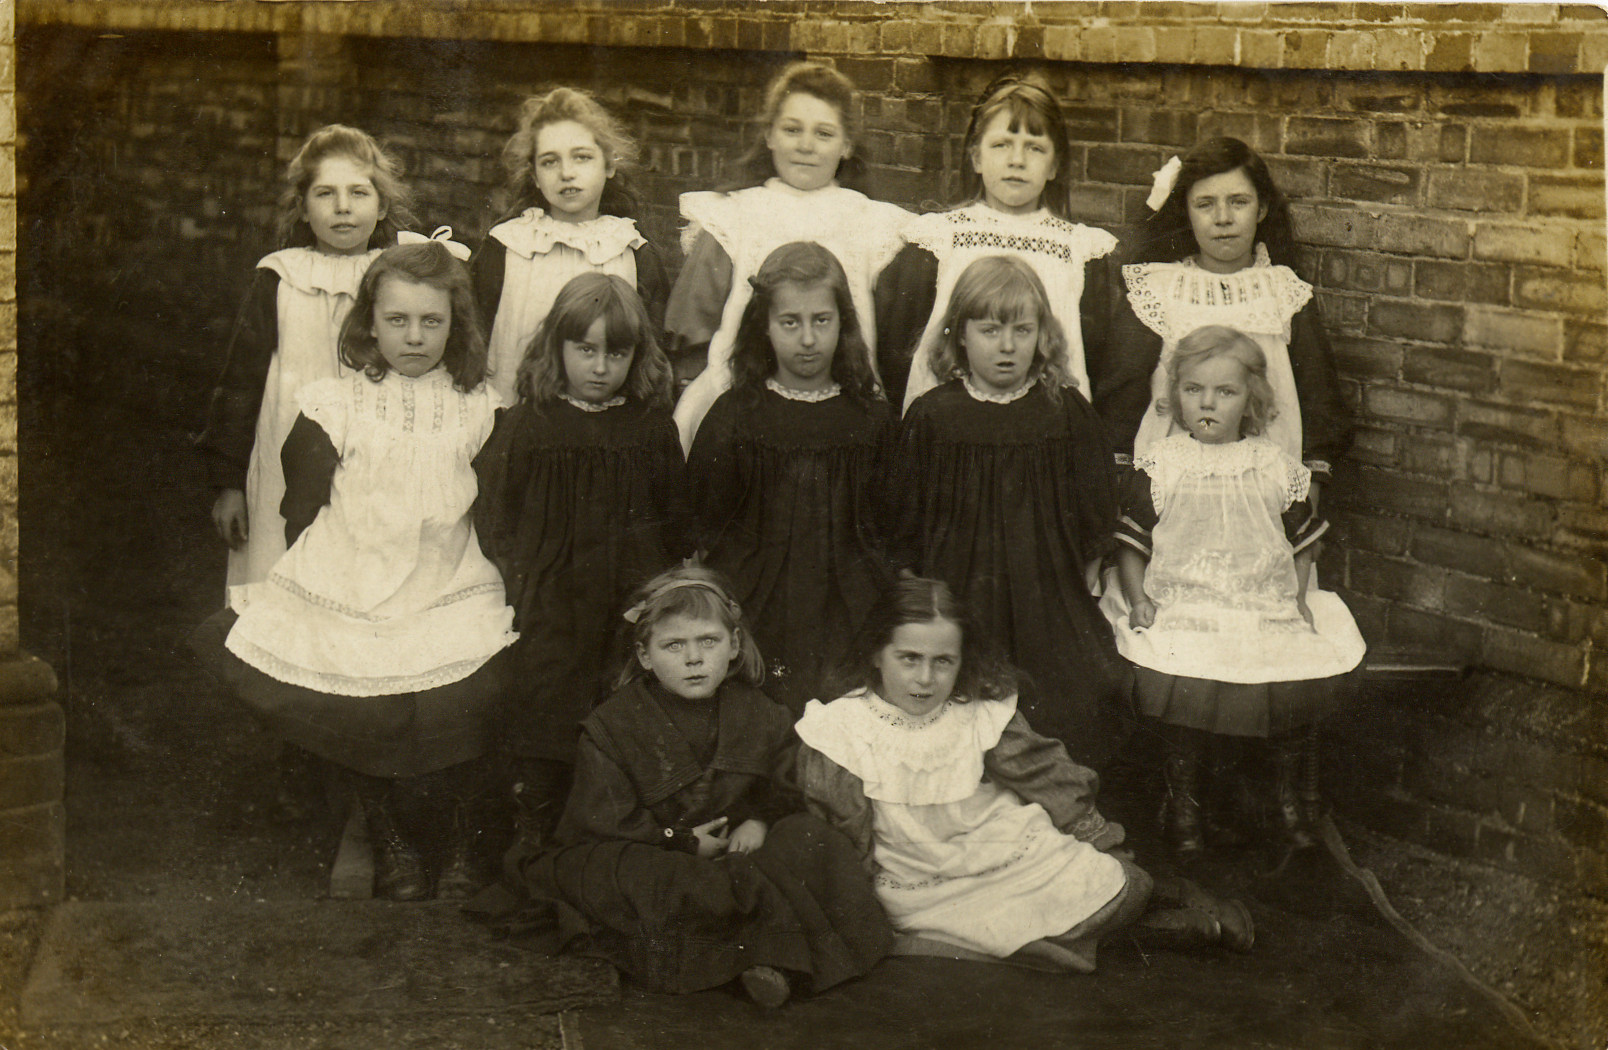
{"left": 1160, "top": 735, "right": 1205, "bottom": 855}
{"left": 352, "top": 775, "right": 432, "bottom": 901}
{"left": 1202, "top": 738, "right": 1250, "bottom": 849}
{"left": 436, "top": 767, "right": 497, "bottom": 901}
{"left": 1299, "top": 724, "right": 1325, "bottom": 827}
{"left": 1271, "top": 735, "right": 1316, "bottom": 850}
{"left": 508, "top": 758, "right": 569, "bottom": 861}
{"left": 1150, "top": 876, "right": 1255, "bottom": 952}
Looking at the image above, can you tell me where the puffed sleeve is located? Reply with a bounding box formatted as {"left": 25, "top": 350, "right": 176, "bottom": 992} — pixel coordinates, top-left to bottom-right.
{"left": 663, "top": 230, "right": 732, "bottom": 355}
{"left": 796, "top": 743, "right": 877, "bottom": 872}
{"left": 685, "top": 392, "right": 747, "bottom": 556}
{"left": 872, "top": 243, "right": 939, "bottom": 409}
{"left": 983, "top": 712, "right": 1125, "bottom": 850}
{"left": 634, "top": 240, "right": 671, "bottom": 335}
{"left": 1062, "top": 388, "right": 1119, "bottom": 563}
{"left": 1289, "top": 299, "right": 1352, "bottom": 482}
{"left": 554, "top": 731, "right": 693, "bottom": 850}
{"left": 470, "top": 235, "right": 507, "bottom": 335}
{"left": 198, "top": 269, "right": 281, "bottom": 492}
{"left": 471, "top": 404, "right": 531, "bottom": 581}
{"left": 278, "top": 413, "right": 339, "bottom": 548}
{"left": 1283, "top": 494, "right": 1329, "bottom": 556}
{"left": 1114, "top": 466, "right": 1159, "bottom": 558}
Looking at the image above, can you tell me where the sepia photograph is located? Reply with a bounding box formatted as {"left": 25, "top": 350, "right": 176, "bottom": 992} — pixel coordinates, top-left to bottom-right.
{"left": 0, "top": 2, "right": 1605, "bottom": 1047}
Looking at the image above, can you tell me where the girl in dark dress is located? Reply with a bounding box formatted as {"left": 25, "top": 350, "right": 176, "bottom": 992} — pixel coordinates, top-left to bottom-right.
{"left": 687, "top": 242, "right": 895, "bottom": 715}
{"left": 508, "top": 565, "right": 892, "bottom": 1007}
{"left": 473, "top": 273, "right": 690, "bottom": 851}
{"left": 889, "top": 255, "right": 1131, "bottom": 771}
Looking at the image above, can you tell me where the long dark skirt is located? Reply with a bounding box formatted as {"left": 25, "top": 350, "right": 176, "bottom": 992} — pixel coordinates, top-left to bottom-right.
{"left": 520, "top": 813, "right": 892, "bottom": 995}
{"left": 191, "top": 608, "right": 510, "bottom": 778}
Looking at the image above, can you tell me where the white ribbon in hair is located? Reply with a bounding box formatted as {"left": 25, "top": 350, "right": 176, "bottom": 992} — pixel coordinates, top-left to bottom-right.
{"left": 398, "top": 226, "right": 471, "bottom": 261}
{"left": 1146, "top": 155, "right": 1183, "bottom": 212}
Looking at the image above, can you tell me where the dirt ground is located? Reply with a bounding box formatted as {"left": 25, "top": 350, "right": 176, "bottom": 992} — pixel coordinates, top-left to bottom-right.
{"left": 3, "top": 331, "right": 1604, "bottom": 1048}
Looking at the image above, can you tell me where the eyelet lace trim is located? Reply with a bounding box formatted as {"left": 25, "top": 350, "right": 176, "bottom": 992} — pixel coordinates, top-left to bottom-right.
{"left": 766, "top": 378, "right": 841, "bottom": 402}
{"left": 1121, "top": 243, "right": 1313, "bottom": 342}
{"left": 1137, "top": 433, "right": 1310, "bottom": 515}
{"left": 560, "top": 393, "right": 627, "bottom": 412}
{"left": 962, "top": 374, "right": 1038, "bottom": 404}
{"left": 870, "top": 692, "right": 950, "bottom": 729}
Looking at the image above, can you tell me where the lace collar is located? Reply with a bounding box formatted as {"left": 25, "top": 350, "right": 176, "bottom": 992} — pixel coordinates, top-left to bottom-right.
{"left": 491, "top": 208, "right": 646, "bottom": 265}
{"left": 560, "top": 392, "right": 627, "bottom": 413}
{"left": 868, "top": 690, "right": 950, "bottom": 729}
{"left": 1120, "top": 243, "right": 1312, "bottom": 341}
{"left": 1183, "top": 241, "right": 1273, "bottom": 272}
{"left": 259, "top": 247, "right": 382, "bottom": 297}
{"left": 962, "top": 374, "right": 1038, "bottom": 404}
{"left": 766, "top": 378, "right": 841, "bottom": 402}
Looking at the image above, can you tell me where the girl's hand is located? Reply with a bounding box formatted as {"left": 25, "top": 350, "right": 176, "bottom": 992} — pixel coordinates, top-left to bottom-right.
{"left": 726, "top": 819, "right": 768, "bottom": 856}
{"left": 1297, "top": 597, "right": 1315, "bottom": 629}
{"left": 1130, "top": 598, "right": 1157, "bottom": 631}
{"left": 212, "top": 489, "right": 249, "bottom": 549}
{"left": 692, "top": 815, "right": 730, "bottom": 858}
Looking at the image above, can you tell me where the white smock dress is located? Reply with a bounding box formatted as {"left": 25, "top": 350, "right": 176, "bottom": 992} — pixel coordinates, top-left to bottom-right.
{"left": 671, "top": 179, "right": 909, "bottom": 451}
{"left": 483, "top": 208, "right": 647, "bottom": 403}
{"left": 226, "top": 369, "right": 517, "bottom": 696}
{"left": 900, "top": 203, "right": 1117, "bottom": 413}
{"left": 794, "top": 689, "right": 1127, "bottom": 958}
{"left": 229, "top": 247, "right": 379, "bottom": 609}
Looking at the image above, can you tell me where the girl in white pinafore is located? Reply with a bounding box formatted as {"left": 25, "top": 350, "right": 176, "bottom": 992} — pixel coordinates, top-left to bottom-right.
{"left": 664, "top": 62, "right": 909, "bottom": 452}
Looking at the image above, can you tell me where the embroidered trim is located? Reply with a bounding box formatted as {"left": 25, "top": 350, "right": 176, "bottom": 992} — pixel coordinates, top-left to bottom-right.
{"left": 907, "top": 205, "right": 1118, "bottom": 264}
{"left": 1121, "top": 243, "right": 1313, "bottom": 342}
{"left": 962, "top": 374, "right": 1038, "bottom": 404}
{"left": 870, "top": 692, "right": 950, "bottom": 730}
{"left": 766, "top": 378, "right": 841, "bottom": 402}
{"left": 227, "top": 634, "right": 500, "bottom": 697}
{"left": 267, "top": 573, "right": 507, "bottom": 623}
{"left": 561, "top": 392, "right": 628, "bottom": 412}
{"left": 1137, "top": 434, "right": 1310, "bottom": 516}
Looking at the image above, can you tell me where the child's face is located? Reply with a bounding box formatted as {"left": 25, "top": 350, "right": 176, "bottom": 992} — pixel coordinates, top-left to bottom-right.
{"left": 299, "top": 155, "right": 386, "bottom": 256}
{"left": 637, "top": 613, "right": 739, "bottom": 701}
{"left": 370, "top": 276, "right": 451, "bottom": 378}
{"left": 961, "top": 312, "right": 1040, "bottom": 396}
{"left": 970, "top": 109, "right": 1058, "bottom": 216}
{"left": 1177, "top": 354, "right": 1251, "bottom": 444}
{"left": 534, "top": 120, "right": 613, "bottom": 224}
{"left": 873, "top": 618, "right": 962, "bottom": 718}
{"left": 561, "top": 316, "right": 634, "bottom": 403}
{"left": 767, "top": 279, "right": 840, "bottom": 392}
{"left": 765, "top": 92, "right": 849, "bottom": 193}
{"left": 1185, "top": 167, "right": 1268, "bottom": 275}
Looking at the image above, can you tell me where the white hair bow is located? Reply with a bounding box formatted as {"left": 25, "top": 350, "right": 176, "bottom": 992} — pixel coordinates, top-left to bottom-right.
{"left": 398, "top": 226, "right": 471, "bottom": 261}
{"left": 1146, "top": 156, "right": 1183, "bottom": 212}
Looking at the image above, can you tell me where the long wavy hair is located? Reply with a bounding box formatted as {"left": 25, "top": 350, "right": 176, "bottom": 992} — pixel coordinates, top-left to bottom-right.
{"left": 514, "top": 272, "right": 673, "bottom": 409}
{"left": 824, "top": 576, "right": 1017, "bottom": 704}
{"left": 339, "top": 242, "right": 487, "bottom": 392}
{"left": 615, "top": 564, "right": 766, "bottom": 690}
{"left": 498, "top": 86, "right": 642, "bottom": 220}
{"left": 957, "top": 72, "right": 1072, "bottom": 218}
{"left": 1163, "top": 325, "right": 1278, "bottom": 438}
{"left": 925, "top": 255, "right": 1072, "bottom": 399}
{"left": 729, "top": 241, "right": 881, "bottom": 409}
{"left": 1127, "top": 136, "right": 1297, "bottom": 270}
{"left": 276, "top": 124, "right": 417, "bottom": 251}
{"left": 719, "top": 62, "right": 870, "bottom": 194}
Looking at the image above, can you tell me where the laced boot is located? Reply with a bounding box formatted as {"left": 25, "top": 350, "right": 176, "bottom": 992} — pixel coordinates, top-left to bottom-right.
{"left": 436, "top": 764, "right": 497, "bottom": 901}
{"left": 352, "top": 774, "right": 432, "bottom": 901}
{"left": 269, "top": 744, "right": 322, "bottom": 824}
{"left": 1150, "top": 876, "right": 1255, "bottom": 952}
{"left": 1202, "top": 739, "right": 1250, "bottom": 849}
{"left": 508, "top": 758, "right": 569, "bottom": 861}
{"left": 1159, "top": 736, "right": 1205, "bottom": 855}
{"left": 1271, "top": 735, "right": 1316, "bottom": 850}
{"left": 1298, "top": 724, "right": 1325, "bottom": 828}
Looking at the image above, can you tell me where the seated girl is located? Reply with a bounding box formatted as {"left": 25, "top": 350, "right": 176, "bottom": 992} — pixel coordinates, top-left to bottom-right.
{"left": 501, "top": 565, "right": 892, "bottom": 1007}
{"left": 796, "top": 576, "right": 1254, "bottom": 972}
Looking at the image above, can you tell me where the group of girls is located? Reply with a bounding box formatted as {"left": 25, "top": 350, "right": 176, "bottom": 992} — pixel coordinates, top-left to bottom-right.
{"left": 192, "top": 56, "right": 1366, "bottom": 1005}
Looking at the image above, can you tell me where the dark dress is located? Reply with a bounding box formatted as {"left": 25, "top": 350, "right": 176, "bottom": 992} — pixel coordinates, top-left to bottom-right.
{"left": 472, "top": 397, "right": 692, "bottom": 763}
{"left": 511, "top": 677, "right": 893, "bottom": 994}
{"left": 686, "top": 386, "right": 896, "bottom": 715}
{"left": 887, "top": 379, "right": 1132, "bottom": 770}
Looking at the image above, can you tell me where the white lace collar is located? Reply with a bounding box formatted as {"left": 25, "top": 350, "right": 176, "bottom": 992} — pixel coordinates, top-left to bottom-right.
{"left": 795, "top": 689, "right": 1017, "bottom": 805}
{"left": 491, "top": 208, "right": 645, "bottom": 265}
{"left": 560, "top": 392, "right": 627, "bottom": 412}
{"left": 1121, "top": 243, "right": 1312, "bottom": 341}
{"left": 259, "top": 247, "right": 381, "bottom": 297}
{"left": 766, "top": 378, "right": 841, "bottom": 402}
{"left": 1138, "top": 433, "right": 1310, "bottom": 508}
{"left": 962, "top": 374, "right": 1038, "bottom": 404}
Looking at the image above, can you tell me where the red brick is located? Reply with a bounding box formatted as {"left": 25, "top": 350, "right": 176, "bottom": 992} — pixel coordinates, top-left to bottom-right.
{"left": 1331, "top": 335, "right": 1404, "bottom": 378}
{"left": 1348, "top": 425, "right": 1397, "bottom": 465}
{"left": 1065, "top": 184, "right": 1125, "bottom": 225}
{"left": 1366, "top": 299, "right": 1464, "bottom": 343}
{"left": 1330, "top": 162, "right": 1420, "bottom": 206}
{"left": 1062, "top": 105, "right": 1120, "bottom": 144}
{"left": 1363, "top": 385, "right": 1456, "bottom": 427}
{"left": 1468, "top": 125, "right": 1572, "bottom": 168}
{"left": 1425, "top": 168, "right": 1525, "bottom": 212}
{"left": 1462, "top": 304, "right": 1565, "bottom": 355}
{"left": 1425, "top": 32, "right": 1475, "bottom": 72}
{"left": 1448, "top": 486, "right": 1555, "bottom": 537}
{"left": 1118, "top": 107, "right": 1195, "bottom": 148}
{"left": 1505, "top": 541, "right": 1608, "bottom": 600}
{"left": 1528, "top": 175, "right": 1606, "bottom": 220}
{"left": 1447, "top": 575, "right": 1554, "bottom": 633}
{"left": 1284, "top": 116, "right": 1371, "bottom": 158}
{"left": 1373, "top": 214, "right": 1471, "bottom": 259}
{"left": 1086, "top": 143, "right": 1166, "bottom": 185}
{"left": 1528, "top": 32, "right": 1583, "bottom": 74}
{"left": 1196, "top": 111, "right": 1281, "bottom": 154}
{"left": 1564, "top": 319, "right": 1606, "bottom": 364}
{"left": 1482, "top": 625, "right": 1587, "bottom": 689}
{"left": 1576, "top": 126, "right": 1604, "bottom": 169}
{"left": 1337, "top": 466, "right": 1450, "bottom": 521}
{"left": 1262, "top": 156, "right": 1328, "bottom": 200}
{"left": 1399, "top": 435, "right": 1457, "bottom": 475}
{"left": 1501, "top": 358, "right": 1602, "bottom": 410}
{"left": 1411, "top": 525, "right": 1508, "bottom": 579}
{"left": 1401, "top": 345, "right": 1497, "bottom": 392}
{"left": 1375, "top": 122, "right": 1408, "bottom": 160}
{"left": 1514, "top": 266, "right": 1608, "bottom": 315}
{"left": 1439, "top": 124, "right": 1467, "bottom": 163}
{"left": 1459, "top": 399, "right": 1562, "bottom": 451}
{"left": 1335, "top": 511, "right": 1414, "bottom": 557}
{"left": 1413, "top": 260, "right": 1511, "bottom": 305}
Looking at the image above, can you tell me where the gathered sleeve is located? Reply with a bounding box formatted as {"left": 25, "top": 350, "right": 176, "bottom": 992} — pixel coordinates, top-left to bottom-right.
{"left": 278, "top": 413, "right": 339, "bottom": 548}
{"left": 634, "top": 241, "right": 671, "bottom": 335}
{"left": 644, "top": 409, "right": 696, "bottom": 560}
{"left": 984, "top": 712, "right": 1125, "bottom": 850}
{"left": 684, "top": 393, "right": 747, "bottom": 556}
{"left": 1063, "top": 388, "right": 1121, "bottom": 563}
{"left": 1088, "top": 282, "right": 1165, "bottom": 468}
{"left": 881, "top": 402, "right": 931, "bottom": 575}
{"left": 470, "top": 236, "right": 508, "bottom": 336}
{"left": 1289, "top": 299, "right": 1352, "bottom": 482}
{"left": 796, "top": 743, "right": 877, "bottom": 871}
{"left": 470, "top": 405, "right": 532, "bottom": 579}
{"left": 1113, "top": 466, "right": 1159, "bottom": 559}
{"left": 872, "top": 243, "right": 939, "bottom": 408}
{"left": 663, "top": 231, "right": 733, "bottom": 355}
{"left": 554, "top": 732, "right": 696, "bottom": 852}
{"left": 198, "top": 269, "right": 281, "bottom": 492}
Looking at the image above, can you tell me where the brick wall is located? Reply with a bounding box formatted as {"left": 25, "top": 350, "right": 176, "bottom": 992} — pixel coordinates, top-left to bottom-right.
{"left": 12, "top": 2, "right": 1608, "bottom": 895}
